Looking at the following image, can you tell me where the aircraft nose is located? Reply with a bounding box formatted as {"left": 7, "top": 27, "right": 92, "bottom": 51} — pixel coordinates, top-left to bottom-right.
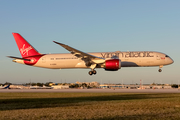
{"left": 169, "top": 57, "right": 174, "bottom": 64}
{"left": 170, "top": 58, "right": 174, "bottom": 64}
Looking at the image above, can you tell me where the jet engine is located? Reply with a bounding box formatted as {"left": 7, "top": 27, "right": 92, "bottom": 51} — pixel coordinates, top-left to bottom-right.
{"left": 104, "top": 59, "right": 121, "bottom": 71}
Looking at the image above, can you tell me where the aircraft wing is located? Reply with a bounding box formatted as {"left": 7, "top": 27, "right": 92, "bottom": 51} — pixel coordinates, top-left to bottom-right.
{"left": 53, "top": 41, "right": 105, "bottom": 64}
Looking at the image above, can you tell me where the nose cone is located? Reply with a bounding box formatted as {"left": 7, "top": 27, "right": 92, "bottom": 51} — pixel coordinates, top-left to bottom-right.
{"left": 168, "top": 57, "right": 174, "bottom": 65}
{"left": 170, "top": 58, "right": 174, "bottom": 64}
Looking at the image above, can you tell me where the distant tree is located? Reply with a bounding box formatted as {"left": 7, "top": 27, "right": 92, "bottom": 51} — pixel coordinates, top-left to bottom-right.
{"left": 75, "top": 84, "right": 79, "bottom": 88}
{"left": 69, "top": 84, "right": 75, "bottom": 88}
{"left": 25, "top": 83, "right": 29, "bottom": 85}
{"left": 25, "top": 83, "right": 31, "bottom": 85}
{"left": 116, "top": 83, "right": 121, "bottom": 85}
{"left": 82, "top": 83, "right": 87, "bottom": 87}
{"left": 171, "top": 84, "right": 178, "bottom": 88}
{"left": 31, "top": 83, "right": 37, "bottom": 86}
{"left": 69, "top": 84, "right": 79, "bottom": 88}
{"left": 37, "top": 83, "right": 43, "bottom": 87}
{"left": 44, "top": 82, "right": 52, "bottom": 86}
{"left": 4, "top": 82, "right": 12, "bottom": 85}
{"left": 71, "top": 84, "right": 80, "bottom": 88}
{"left": 151, "top": 83, "right": 156, "bottom": 85}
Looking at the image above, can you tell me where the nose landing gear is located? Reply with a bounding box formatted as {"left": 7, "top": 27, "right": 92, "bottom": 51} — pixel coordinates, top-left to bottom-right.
{"left": 158, "top": 65, "right": 163, "bottom": 72}
{"left": 158, "top": 69, "right": 162, "bottom": 72}
{"left": 89, "top": 70, "right": 97, "bottom": 75}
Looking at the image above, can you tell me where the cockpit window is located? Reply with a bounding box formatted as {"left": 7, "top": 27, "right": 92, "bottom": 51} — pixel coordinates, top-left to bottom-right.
{"left": 165, "top": 55, "right": 169, "bottom": 57}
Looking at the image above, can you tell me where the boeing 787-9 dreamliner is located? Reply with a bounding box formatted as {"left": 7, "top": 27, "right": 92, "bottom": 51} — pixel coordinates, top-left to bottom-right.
{"left": 8, "top": 33, "right": 174, "bottom": 75}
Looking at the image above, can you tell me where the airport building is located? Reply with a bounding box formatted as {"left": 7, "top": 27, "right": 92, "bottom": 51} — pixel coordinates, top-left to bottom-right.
{"left": 51, "top": 85, "right": 69, "bottom": 89}
{"left": 99, "top": 84, "right": 172, "bottom": 89}
{"left": 6, "top": 82, "right": 174, "bottom": 90}
{"left": 76, "top": 81, "right": 100, "bottom": 87}
{"left": 10, "top": 85, "right": 29, "bottom": 89}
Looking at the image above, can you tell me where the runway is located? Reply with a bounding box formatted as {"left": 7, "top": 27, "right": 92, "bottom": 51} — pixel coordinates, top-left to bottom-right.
{"left": 0, "top": 88, "right": 180, "bottom": 93}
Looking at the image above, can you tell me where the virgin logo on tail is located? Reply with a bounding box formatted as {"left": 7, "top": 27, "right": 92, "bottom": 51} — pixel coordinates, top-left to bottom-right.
{"left": 20, "top": 44, "right": 33, "bottom": 56}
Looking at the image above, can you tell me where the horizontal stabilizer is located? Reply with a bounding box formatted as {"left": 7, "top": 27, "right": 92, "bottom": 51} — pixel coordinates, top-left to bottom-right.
{"left": 7, "top": 56, "right": 31, "bottom": 61}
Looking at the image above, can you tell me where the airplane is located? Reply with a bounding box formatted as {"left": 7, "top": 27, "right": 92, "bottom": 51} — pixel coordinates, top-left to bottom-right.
{"left": 30, "top": 85, "right": 53, "bottom": 89}
{"left": 8, "top": 33, "right": 174, "bottom": 75}
{"left": 42, "top": 85, "right": 53, "bottom": 89}
{"left": 0, "top": 85, "right": 10, "bottom": 89}
{"left": 29, "top": 85, "right": 39, "bottom": 89}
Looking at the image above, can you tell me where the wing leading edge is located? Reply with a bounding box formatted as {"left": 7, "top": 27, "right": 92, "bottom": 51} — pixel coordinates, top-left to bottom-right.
{"left": 53, "top": 41, "right": 105, "bottom": 64}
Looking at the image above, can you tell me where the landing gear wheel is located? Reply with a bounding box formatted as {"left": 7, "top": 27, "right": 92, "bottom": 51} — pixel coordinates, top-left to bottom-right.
{"left": 93, "top": 70, "right": 97, "bottom": 75}
{"left": 158, "top": 69, "right": 162, "bottom": 72}
{"left": 88, "top": 70, "right": 97, "bottom": 75}
{"left": 89, "top": 71, "right": 93, "bottom": 75}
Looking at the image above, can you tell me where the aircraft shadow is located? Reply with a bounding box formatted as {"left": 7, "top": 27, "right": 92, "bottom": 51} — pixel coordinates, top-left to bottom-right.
{"left": 0, "top": 93, "right": 171, "bottom": 111}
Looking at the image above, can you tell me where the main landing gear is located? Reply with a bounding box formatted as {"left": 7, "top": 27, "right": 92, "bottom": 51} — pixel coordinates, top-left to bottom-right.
{"left": 158, "top": 65, "right": 163, "bottom": 72}
{"left": 88, "top": 70, "right": 97, "bottom": 75}
{"left": 88, "top": 64, "right": 97, "bottom": 75}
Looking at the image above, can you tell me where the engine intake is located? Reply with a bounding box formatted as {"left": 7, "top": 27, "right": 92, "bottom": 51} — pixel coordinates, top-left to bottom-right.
{"left": 104, "top": 59, "right": 121, "bottom": 71}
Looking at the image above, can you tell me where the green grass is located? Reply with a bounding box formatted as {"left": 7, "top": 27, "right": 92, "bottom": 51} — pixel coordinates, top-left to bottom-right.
{"left": 0, "top": 93, "right": 180, "bottom": 120}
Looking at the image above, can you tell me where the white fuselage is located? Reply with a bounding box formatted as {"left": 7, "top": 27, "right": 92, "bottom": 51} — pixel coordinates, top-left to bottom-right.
{"left": 10, "top": 33, "right": 174, "bottom": 75}
{"left": 14, "top": 51, "right": 174, "bottom": 69}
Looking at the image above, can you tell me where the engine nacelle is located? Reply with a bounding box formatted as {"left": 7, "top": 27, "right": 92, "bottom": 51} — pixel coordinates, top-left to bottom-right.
{"left": 104, "top": 59, "right": 121, "bottom": 71}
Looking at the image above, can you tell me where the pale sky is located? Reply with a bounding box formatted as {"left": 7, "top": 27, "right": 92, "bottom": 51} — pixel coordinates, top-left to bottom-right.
{"left": 0, "top": 0, "right": 179, "bottom": 84}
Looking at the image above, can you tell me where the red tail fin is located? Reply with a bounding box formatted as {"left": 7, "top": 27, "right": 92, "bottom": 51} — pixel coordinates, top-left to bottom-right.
{"left": 12, "top": 33, "right": 41, "bottom": 58}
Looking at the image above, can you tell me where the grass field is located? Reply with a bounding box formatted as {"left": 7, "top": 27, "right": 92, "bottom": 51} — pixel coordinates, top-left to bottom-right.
{"left": 0, "top": 93, "right": 180, "bottom": 120}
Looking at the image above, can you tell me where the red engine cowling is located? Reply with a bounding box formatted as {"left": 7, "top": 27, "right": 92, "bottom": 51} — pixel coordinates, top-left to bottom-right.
{"left": 104, "top": 59, "right": 121, "bottom": 71}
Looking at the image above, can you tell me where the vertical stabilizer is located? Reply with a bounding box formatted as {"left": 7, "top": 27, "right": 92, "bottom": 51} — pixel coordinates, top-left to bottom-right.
{"left": 4, "top": 85, "right": 10, "bottom": 89}
{"left": 12, "top": 33, "right": 41, "bottom": 58}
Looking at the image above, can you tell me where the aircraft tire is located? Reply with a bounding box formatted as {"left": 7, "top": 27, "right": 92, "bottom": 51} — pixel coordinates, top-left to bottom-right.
{"left": 93, "top": 70, "right": 97, "bottom": 74}
{"left": 89, "top": 71, "right": 93, "bottom": 75}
